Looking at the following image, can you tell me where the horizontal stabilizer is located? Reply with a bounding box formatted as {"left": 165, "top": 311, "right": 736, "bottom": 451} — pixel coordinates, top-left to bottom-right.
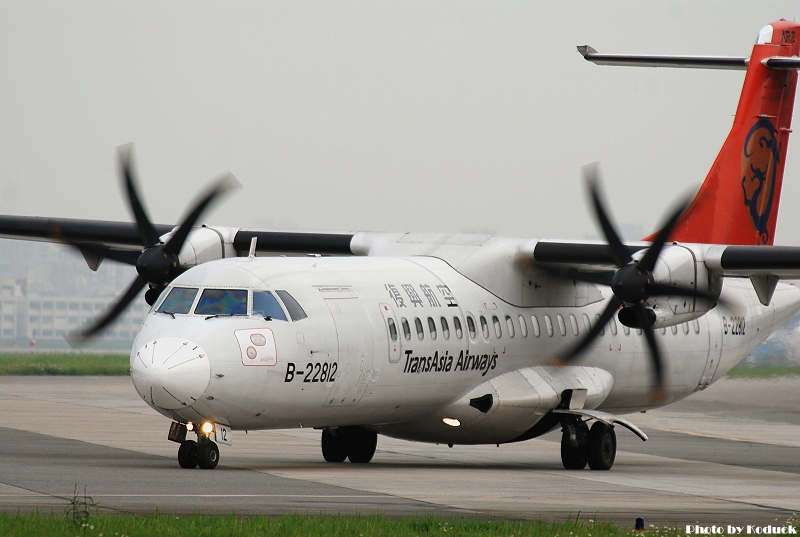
{"left": 578, "top": 45, "right": 748, "bottom": 70}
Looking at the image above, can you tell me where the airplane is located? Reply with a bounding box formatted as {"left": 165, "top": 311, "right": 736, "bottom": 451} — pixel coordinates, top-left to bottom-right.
{"left": 0, "top": 20, "right": 799, "bottom": 472}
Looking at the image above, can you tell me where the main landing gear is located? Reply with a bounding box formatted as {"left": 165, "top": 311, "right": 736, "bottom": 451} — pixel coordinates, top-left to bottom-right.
{"left": 321, "top": 427, "right": 378, "bottom": 463}
{"left": 560, "top": 417, "right": 616, "bottom": 471}
{"left": 170, "top": 421, "right": 220, "bottom": 470}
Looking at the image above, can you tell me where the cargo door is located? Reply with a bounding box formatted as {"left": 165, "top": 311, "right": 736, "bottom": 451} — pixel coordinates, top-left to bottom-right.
{"left": 320, "top": 287, "right": 374, "bottom": 406}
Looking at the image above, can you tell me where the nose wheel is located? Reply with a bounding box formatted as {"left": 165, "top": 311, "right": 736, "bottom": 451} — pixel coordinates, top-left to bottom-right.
{"left": 170, "top": 422, "right": 222, "bottom": 470}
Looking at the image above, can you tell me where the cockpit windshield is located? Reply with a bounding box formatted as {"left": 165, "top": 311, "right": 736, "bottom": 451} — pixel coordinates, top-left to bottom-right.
{"left": 157, "top": 287, "right": 198, "bottom": 314}
{"left": 152, "top": 285, "right": 307, "bottom": 321}
{"left": 252, "top": 291, "right": 288, "bottom": 321}
{"left": 194, "top": 289, "right": 248, "bottom": 316}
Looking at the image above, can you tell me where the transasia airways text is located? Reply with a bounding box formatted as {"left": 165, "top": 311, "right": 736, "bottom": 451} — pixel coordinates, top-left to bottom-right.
{"left": 402, "top": 350, "right": 498, "bottom": 376}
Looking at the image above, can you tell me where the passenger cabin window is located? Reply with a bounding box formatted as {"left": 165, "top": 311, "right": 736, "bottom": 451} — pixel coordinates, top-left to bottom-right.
{"left": 480, "top": 316, "right": 489, "bottom": 339}
{"left": 402, "top": 318, "right": 411, "bottom": 340}
{"left": 428, "top": 317, "right": 437, "bottom": 340}
{"left": 693, "top": 319, "right": 701, "bottom": 334}
{"left": 569, "top": 314, "right": 579, "bottom": 336}
{"left": 387, "top": 318, "right": 398, "bottom": 341}
{"left": 415, "top": 317, "right": 424, "bottom": 340}
{"left": 519, "top": 315, "right": 528, "bottom": 337}
{"left": 252, "top": 291, "right": 288, "bottom": 321}
{"left": 610, "top": 318, "right": 618, "bottom": 335}
{"left": 582, "top": 314, "right": 591, "bottom": 334}
{"left": 195, "top": 289, "right": 248, "bottom": 316}
{"left": 158, "top": 287, "right": 198, "bottom": 315}
{"left": 683, "top": 322, "right": 690, "bottom": 334}
{"left": 595, "top": 314, "right": 605, "bottom": 335}
{"left": 467, "top": 316, "right": 477, "bottom": 340}
{"left": 441, "top": 317, "right": 450, "bottom": 340}
{"left": 454, "top": 317, "right": 464, "bottom": 339}
{"left": 276, "top": 290, "right": 308, "bottom": 321}
{"left": 671, "top": 325, "right": 678, "bottom": 335}
{"left": 556, "top": 314, "right": 567, "bottom": 336}
{"left": 506, "top": 316, "right": 515, "bottom": 338}
{"left": 623, "top": 325, "right": 631, "bottom": 336}
{"left": 531, "top": 315, "right": 541, "bottom": 337}
{"left": 544, "top": 315, "right": 553, "bottom": 337}
{"left": 492, "top": 316, "right": 502, "bottom": 338}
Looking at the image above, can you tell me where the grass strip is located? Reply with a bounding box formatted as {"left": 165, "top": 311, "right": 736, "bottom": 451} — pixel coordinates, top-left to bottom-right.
{"left": 726, "top": 365, "right": 800, "bottom": 379}
{"left": 0, "top": 513, "right": 685, "bottom": 537}
{"left": 0, "top": 353, "right": 129, "bottom": 375}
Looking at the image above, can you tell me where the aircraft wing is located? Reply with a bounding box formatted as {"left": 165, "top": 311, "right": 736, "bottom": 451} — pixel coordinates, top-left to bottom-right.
{"left": 0, "top": 215, "right": 356, "bottom": 256}
{"left": 533, "top": 240, "right": 800, "bottom": 279}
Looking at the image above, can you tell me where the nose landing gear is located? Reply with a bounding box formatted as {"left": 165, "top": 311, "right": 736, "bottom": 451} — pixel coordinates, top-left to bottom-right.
{"left": 169, "top": 421, "right": 220, "bottom": 470}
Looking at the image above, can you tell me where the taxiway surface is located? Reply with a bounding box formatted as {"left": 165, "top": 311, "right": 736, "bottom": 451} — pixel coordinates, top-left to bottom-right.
{"left": 1, "top": 376, "right": 798, "bottom": 526}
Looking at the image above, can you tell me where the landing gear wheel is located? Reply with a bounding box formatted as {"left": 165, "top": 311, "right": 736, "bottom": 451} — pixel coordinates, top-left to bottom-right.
{"left": 197, "top": 440, "right": 219, "bottom": 470}
{"left": 177, "top": 440, "right": 198, "bottom": 469}
{"left": 587, "top": 422, "right": 616, "bottom": 470}
{"left": 560, "top": 420, "right": 588, "bottom": 470}
{"left": 321, "top": 429, "right": 348, "bottom": 462}
{"left": 346, "top": 428, "right": 377, "bottom": 464}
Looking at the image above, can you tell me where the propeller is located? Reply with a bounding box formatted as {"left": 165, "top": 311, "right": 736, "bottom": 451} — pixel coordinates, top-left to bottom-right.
{"left": 552, "top": 163, "right": 717, "bottom": 394}
{"left": 63, "top": 145, "right": 238, "bottom": 343}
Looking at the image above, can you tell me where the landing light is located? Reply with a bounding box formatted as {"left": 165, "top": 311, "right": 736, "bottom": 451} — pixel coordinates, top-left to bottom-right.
{"left": 442, "top": 417, "right": 461, "bottom": 427}
{"left": 201, "top": 422, "right": 214, "bottom": 434}
{"left": 186, "top": 422, "right": 194, "bottom": 432}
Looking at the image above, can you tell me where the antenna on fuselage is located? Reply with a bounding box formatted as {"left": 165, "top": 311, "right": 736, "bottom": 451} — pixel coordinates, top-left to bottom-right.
{"left": 248, "top": 237, "right": 258, "bottom": 258}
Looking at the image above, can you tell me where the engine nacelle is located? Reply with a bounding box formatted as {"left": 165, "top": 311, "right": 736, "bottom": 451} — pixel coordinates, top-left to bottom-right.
{"left": 171, "top": 226, "right": 238, "bottom": 268}
{"left": 639, "top": 244, "right": 719, "bottom": 328}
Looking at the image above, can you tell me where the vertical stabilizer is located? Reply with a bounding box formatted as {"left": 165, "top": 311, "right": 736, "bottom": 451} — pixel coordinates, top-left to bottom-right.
{"left": 667, "top": 21, "right": 800, "bottom": 245}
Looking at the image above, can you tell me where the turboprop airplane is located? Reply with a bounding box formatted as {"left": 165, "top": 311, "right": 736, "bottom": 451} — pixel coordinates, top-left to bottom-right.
{"left": 1, "top": 20, "right": 800, "bottom": 472}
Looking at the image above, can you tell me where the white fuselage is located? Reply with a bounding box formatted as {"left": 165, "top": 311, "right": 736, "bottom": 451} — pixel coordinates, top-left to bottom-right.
{"left": 130, "top": 254, "right": 800, "bottom": 446}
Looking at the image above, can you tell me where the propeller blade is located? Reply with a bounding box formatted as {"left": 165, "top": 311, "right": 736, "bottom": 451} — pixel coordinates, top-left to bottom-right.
{"left": 555, "top": 296, "right": 622, "bottom": 365}
{"left": 68, "top": 275, "right": 148, "bottom": 344}
{"left": 164, "top": 174, "right": 239, "bottom": 256}
{"left": 119, "top": 145, "right": 160, "bottom": 247}
{"left": 638, "top": 198, "right": 691, "bottom": 273}
{"left": 632, "top": 303, "right": 664, "bottom": 389}
{"left": 584, "top": 163, "right": 632, "bottom": 268}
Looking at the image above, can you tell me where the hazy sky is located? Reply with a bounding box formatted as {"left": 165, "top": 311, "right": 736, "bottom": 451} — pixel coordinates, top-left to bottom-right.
{"left": 1, "top": 1, "right": 799, "bottom": 244}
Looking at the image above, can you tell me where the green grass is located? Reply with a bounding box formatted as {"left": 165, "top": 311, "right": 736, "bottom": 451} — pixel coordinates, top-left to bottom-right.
{"left": 0, "top": 353, "right": 129, "bottom": 375}
{"left": 726, "top": 364, "right": 800, "bottom": 379}
{"left": 0, "top": 513, "right": 687, "bottom": 537}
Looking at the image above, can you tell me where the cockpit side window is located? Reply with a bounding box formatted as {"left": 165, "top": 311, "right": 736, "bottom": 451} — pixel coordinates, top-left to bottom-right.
{"left": 194, "top": 289, "right": 248, "bottom": 316}
{"left": 276, "top": 290, "right": 308, "bottom": 321}
{"left": 252, "top": 291, "right": 288, "bottom": 321}
{"left": 157, "top": 287, "right": 198, "bottom": 315}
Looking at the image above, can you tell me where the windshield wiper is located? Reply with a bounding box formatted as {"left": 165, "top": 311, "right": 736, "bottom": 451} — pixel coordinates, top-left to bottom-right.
{"left": 157, "top": 311, "right": 176, "bottom": 318}
{"left": 205, "top": 313, "right": 235, "bottom": 320}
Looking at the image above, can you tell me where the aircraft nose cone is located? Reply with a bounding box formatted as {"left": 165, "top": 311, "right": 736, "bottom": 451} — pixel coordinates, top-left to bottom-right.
{"left": 131, "top": 337, "right": 211, "bottom": 410}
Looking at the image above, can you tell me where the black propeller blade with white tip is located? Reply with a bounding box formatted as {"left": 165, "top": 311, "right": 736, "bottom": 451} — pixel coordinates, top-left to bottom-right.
{"left": 61, "top": 146, "right": 238, "bottom": 344}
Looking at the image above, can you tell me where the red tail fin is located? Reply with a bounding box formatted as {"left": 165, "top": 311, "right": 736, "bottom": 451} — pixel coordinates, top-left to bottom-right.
{"left": 666, "top": 21, "right": 799, "bottom": 245}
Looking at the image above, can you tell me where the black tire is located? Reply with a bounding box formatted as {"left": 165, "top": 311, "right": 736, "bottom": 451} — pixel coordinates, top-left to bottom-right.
{"left": 197, "top": 440, "right": 220, "bottom": 470}
{"left": 560, "top": 421, "right": 588, "bottom": 470}
{"left": 178, "top": 440, "right": 198, "bottom": 469}
{"left": 321, "top": 429, "right": 348, "bottom": 462}
{"left": 346, "top": 427, "right": 377, "bottom": 464}
{"left": 587, "top": 422, "right": 616, "bottom": 471}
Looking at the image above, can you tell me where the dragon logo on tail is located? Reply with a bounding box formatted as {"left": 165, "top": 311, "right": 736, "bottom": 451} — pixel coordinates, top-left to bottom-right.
{"left": 741, "top": 118, "right": 780, "bottom": 244}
